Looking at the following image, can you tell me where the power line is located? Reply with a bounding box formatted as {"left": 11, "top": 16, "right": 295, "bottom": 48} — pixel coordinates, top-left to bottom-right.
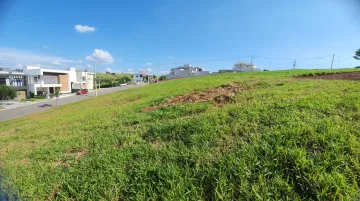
{"left": 156, "top": 56, "right": 252, "bottom": 66}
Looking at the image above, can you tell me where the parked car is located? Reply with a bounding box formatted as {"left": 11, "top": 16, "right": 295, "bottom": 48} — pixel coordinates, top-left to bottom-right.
{"left": 76, "top": 89, "right": 88, "bottom": 95}
{"left": 120, "top": 83, "right": 127, "bottom": 86}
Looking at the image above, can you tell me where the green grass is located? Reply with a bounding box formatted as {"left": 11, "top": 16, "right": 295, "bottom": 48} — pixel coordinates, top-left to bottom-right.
{"left": 0, "top": 69, "right": 360, "bottom": 200}
{"left": 27, "top": 96, "right": 46, "bottom": 101}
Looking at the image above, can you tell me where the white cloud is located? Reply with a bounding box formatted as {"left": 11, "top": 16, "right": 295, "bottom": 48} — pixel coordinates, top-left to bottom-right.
{"left": 75, "top": 25, "right": 97, "bottom": 33}
{"left": 86, "top": 49, "right": 114, "bottom": 64}
{"left": 77, "top": 60, "right": 83, "bottom": 63}
{"left": 139, "top": 68, "right": 152, "bottom": 74}
{"left": 0, "top": 47, "right": 78, "bottom": 67}
{"left": 127, "top": 68, "right": 133, "bottom": 72}
{"left": 168, "top": 56, "right": 173, "bottom": 59}
{"left": 51, "top": 61, "right": 62, "bottom": 65}
{"left": 145, "top": 62, "right": 153, "bottom": 66}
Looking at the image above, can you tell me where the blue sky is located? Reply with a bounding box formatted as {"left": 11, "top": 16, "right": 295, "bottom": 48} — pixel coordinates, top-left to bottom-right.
{"left": 0, "top": 0, "right": 359, "bottom": 74}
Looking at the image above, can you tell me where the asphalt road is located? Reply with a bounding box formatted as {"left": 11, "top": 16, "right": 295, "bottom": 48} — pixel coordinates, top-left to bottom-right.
{"left": 0, "top": 84, "right": 146, "bottom": 122}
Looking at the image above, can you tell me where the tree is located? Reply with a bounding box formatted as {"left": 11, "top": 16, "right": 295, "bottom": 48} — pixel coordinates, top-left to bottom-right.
{"left": 159, "top": 75, "right": 166, "bottom": 81}
{"left": 0, "top": 85, "right": 16, "bottom": 100}
{"left": 354, "top": 49, "right": 360, "bottom": 60}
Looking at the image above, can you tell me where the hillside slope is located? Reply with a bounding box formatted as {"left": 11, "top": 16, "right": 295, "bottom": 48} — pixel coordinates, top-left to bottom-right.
{"left": 0, "top": 69, "right": 360, "bottom": 200}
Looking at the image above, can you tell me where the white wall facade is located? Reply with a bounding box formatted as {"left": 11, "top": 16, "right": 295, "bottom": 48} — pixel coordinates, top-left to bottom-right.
{"left": 165, "top": 65, "right": 211, "bottom": 80}
{"left": 233, "top": 63, "right": 261, "bottom": 72}
{"left": 133, "top": 74, "right": 145, "bottom": 82}
{"left": 86, "top": 74, "right": 94, "bottom": 89}
{"left": 25, "top": 66, "right": 71, "bottom": 95}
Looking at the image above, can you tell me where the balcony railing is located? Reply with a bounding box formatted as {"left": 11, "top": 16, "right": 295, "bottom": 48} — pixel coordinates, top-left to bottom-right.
{"left": 10, "top": 79, "right": 26, "bottom": 87}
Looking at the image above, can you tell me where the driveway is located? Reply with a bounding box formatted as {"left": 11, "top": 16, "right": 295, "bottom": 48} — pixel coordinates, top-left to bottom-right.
{"left": 0, "top": 84, "right": 146, "bottom": 122}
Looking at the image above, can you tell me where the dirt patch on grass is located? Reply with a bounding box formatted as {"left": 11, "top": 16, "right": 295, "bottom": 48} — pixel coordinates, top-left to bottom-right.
{"left": 297, "top": 72, "right": 360, "bottom": 80}
{"left": 0, "top": 128, "right": 17, "bottom": 138}
{"left": 21, "top": 158, "right": 30, "bottom": 165}
{"left": 66, "top": 148, "right": 90, "bottom": 160}
{"left": 141, "top": 82, "right": 251, "bottom": 112}
{"left": 53, "top": 161, "right": 68, "bottom": 168}
{"left": 75, "top": 149, "right": 89, "bottom": 160}
{"left": 152, "top": 140, "right": 165, "bottom": 149}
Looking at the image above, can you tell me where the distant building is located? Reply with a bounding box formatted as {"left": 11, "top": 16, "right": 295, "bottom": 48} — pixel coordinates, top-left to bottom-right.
{"left": 165, "top": 64, "right": 211, "bottom": 80}
{"left": 219, "top": 61, "right": 261, "bottom": 73}
{"left": 133, "top": 73, "right": 146, "bottom": 82}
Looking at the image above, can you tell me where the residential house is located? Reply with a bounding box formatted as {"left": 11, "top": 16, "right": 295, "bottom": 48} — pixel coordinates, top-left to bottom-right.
{"left": 219, "top": 62, "right": 261, "bottom": 73}
{"left": 0, "top": 68, "right": 27, "bottom": 100}
{"left": 68, "top": 68, "right": 94, "bottom": 92}
{"left": 165, "top": 64, "right": 211, "bottom": 80}
{"left": 133, "top": 73, "right": 145, "bottom": 82}
{"left": 23, "top": 66, "right": 71, "bottom": 96}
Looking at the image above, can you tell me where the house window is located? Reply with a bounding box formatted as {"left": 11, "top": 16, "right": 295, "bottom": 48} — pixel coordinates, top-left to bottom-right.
{"left": 140, "top": 75, "right": 143, "bottom": 77}
{"left": 136, "top": 75, "right": 138, "bottom": 77}
{"left": 34, "top": 77, "right": 38, "bottom": 82}
{"left": 83, "top": 76, "right": 86, "bottom": 81}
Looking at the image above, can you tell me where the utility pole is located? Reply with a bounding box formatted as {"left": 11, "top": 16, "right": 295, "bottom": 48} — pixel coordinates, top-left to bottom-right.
{"left": 94, "top": 64, "right": 97, "bottom": 97}
{"left": 251, "top": 55, "right": 253, "bottom": 65}
{"left": 293, "top": 59, "right": 297, "bottom": 70}
{"left": 331, "top": 54, "right": 335, "bottom": 69}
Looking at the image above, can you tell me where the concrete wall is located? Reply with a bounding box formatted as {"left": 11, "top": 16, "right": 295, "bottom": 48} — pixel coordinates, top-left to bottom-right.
{"left": 69, "top": 68, "right": 77, "bottom": 83}
{"left": 16, "top": 91, "right": 26, "bottom": 100}
{"left": 87, "top": 74, "right": 94, "bottom": 89}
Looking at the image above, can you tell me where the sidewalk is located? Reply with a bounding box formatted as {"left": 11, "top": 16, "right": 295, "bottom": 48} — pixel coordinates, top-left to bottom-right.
{"left": 0, "top": 93, "right": 76, "bottom": 110}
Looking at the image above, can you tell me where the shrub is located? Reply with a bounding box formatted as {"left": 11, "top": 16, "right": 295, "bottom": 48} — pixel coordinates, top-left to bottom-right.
{"left": 0, "top": 85, "right": 16, "bottom": 100}
{"left": 29, "top": 91, "right": 35, "bottom": 98}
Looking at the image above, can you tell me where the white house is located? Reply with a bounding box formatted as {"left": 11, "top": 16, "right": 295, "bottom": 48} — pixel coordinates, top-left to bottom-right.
{"left": 233, "top": 62, "right": 260, "bottom": 72}
{"left": 133, "top": 73, "right": 146, "bottom": 82}
{"left": 23, "top": 66, "right": 71, "bottom": 96}
{"left": 165, "top": 64, "right": 211, "bottom": 80}
{"left": 219, "top": 62, "right": 261, "bottom": 73}
{"left": 68, "top": 68, "right": 94, "bottom": 92}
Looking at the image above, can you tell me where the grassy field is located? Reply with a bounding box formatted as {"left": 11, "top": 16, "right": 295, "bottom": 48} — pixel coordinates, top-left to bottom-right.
{"left": 0, "top": 69, "right": 360, "bottom": 200}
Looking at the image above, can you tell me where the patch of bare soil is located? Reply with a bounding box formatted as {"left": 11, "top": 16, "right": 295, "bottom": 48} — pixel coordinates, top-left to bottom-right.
{"left": 21, "top": 158, "right": 30, "bottom": 165}
{"left": 0, "top": 129, "right": 17, "bottom": 138}
{"left": 53, "top": 160, "right": 68, "bottom": 168}
{"left": 142, "top": 82, "right": 251, "bottom": 112}
{"left": 297, "top": 72, "right": 360, "bottom": 80}
{"left": 66, "top": 148, "right": 90, "bottom": 160}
